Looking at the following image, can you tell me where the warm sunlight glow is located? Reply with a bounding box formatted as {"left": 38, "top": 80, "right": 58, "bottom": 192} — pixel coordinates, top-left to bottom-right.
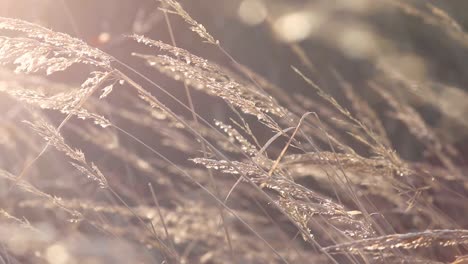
{"left": 238, "top": 0, "right": 267, "bottom": 26}
{"left": 273, "top": 11, "right": 323, "bottom": 43}
{"left": 1, "top": 1, "right": 467, "bottom": 263}
{"left": 46, "top": 244, "right": 70, "bottom": 264}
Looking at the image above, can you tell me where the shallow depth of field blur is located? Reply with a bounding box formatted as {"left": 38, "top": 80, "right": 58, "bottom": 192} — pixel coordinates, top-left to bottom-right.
{"left": 1, "top": 0, "right": 468, "bottom": 263}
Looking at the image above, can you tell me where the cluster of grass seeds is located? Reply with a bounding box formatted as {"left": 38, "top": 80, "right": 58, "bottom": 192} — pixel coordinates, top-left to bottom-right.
{"left": 0, "top": 0, "right": 467, "bottom": 263}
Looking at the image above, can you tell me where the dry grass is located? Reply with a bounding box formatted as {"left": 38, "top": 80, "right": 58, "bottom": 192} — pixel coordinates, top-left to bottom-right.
{"left": 0, "top": 0, "right": 467, "bottom": 263}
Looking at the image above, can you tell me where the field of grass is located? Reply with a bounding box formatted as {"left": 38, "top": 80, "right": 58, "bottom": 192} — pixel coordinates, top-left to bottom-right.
{"left": 0, "top": 0, "right": 467, "bottom": 263}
